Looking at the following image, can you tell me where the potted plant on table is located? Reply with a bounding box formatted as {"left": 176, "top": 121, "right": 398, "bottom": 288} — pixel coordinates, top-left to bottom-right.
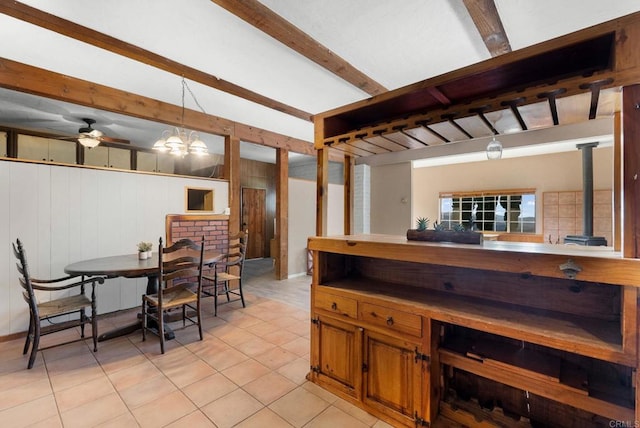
{"left": 137, "top": 241, "right": 153, "bottom": 259}
{"left": 407, "top": 217, "right": 483, "bottom": 245}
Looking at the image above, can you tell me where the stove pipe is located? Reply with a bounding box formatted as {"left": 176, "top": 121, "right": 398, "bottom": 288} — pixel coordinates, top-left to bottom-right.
{"left": 563, "top": 142, "right": 607, "bottom": 246}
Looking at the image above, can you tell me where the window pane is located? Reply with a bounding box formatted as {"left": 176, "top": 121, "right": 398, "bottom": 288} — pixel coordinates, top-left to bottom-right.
{"left": 439, "top": 191, "right": 536, "bottom": 234}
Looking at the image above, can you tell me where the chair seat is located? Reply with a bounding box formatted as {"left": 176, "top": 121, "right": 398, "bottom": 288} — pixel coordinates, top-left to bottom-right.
{"left": 38, "top": 294, "right": 93, "bottom": 319}
{"left": 203, "top": 272, "right": 240, "bottom": 282}
{"left": 145, "top": 286, "right": 197, "bottom": 309}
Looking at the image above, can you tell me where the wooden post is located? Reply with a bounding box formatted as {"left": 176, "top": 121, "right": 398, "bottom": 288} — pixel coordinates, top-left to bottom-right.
{"left": 622, "top": 85, "right": 640, "bottom": 258}
{"left": 275, "top": 147, "right": 288, "bottom": 279}
{"left": 344, "top": 154, "right": 354, "bottom": 235}
{"left": 316, "top": 147, "right": 328, "bottom": 236}
{"left": 614, "top": 111, "right": 622, "bottom": 252}
{"left": 224, "top": 135, "right": 241, "bottom": 235}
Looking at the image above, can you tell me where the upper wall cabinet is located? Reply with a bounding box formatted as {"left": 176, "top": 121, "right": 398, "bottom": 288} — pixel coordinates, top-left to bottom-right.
{"left": 84, "top": 146, "right": 131, "bottom": 170}
{"left": 17, "top": 135, "right": 77, "bottom": 164}
{"left": 0, "top": 131, "right": 6, "bottom": 157}
{"left": 137, "top": 150, "right": 175, "bottom": 174}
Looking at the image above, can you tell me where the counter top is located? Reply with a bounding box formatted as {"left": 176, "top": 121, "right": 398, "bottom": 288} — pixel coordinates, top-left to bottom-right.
{"left": 308, "top": 234, "right": 640, "bottom": 286}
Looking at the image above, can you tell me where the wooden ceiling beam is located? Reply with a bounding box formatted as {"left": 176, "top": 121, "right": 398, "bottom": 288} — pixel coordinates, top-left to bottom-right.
{"left": 0, "top": 1, "right": 312, "bottom": 121}
{"left": 0, "top": 57, "right": 316, "bottom": 156}
{"left": 211, "top": 0, "right": 388, "bottom": 96}
{"left": 463, "top": 0, "right": 512, "bottom": 57}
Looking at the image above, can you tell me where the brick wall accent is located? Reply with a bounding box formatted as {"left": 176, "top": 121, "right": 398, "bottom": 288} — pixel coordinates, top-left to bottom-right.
{"left": 165, "top": 214, "right": 230, "bottom": 251}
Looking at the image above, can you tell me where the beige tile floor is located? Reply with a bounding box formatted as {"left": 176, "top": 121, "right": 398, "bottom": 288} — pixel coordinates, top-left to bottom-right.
{"left": 0, "top": 261, "right": 394, "bottom": 428}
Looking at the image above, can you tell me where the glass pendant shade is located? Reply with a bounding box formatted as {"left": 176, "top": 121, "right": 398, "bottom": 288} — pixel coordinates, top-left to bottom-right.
{"left": 486, "top": 136, "right": 503, "bottom": 160}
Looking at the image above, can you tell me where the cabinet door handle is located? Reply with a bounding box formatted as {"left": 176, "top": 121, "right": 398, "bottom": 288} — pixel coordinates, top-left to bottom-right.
{"left": 331, "top": 302, "right": 337, "bottom": 310}
{"left": 386, "top": 316, "right": 394, "bottom": 326}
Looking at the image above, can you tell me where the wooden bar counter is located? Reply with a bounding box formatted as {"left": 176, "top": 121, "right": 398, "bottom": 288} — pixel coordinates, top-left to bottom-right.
{"left": 307, "top": 234, "right": 640, "bottom": 427}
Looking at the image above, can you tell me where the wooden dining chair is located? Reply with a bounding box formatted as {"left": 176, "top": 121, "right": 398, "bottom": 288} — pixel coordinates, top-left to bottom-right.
{"left": 13, "top": 238, "right": 103, "bottom": 369}
{"left": 142, "top": 236, "right": 204, "bottom": 354}
{"left": 202, "top": 230, "right": 247, "bottom": 316}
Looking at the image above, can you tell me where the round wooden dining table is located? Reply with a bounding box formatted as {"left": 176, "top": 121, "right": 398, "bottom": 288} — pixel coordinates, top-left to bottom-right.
{"left": 65, "top": 250, "right": 221, "bottom": 341}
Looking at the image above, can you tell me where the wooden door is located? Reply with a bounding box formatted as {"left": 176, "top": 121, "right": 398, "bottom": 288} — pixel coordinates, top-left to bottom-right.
{"left": 362, "top": 330, "right": 422, "bottom": 424}
{"left": 311, "top": 315, "right": 362, "bottom": 399}
{"left": 242, "top": 187, "right": 266, "bottom": 259}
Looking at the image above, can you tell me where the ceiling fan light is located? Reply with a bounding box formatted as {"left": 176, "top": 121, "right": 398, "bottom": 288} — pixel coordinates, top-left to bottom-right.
{"left": 88, "top": 129, "right": 103, "bottom": 138}
{"left": 78, "top": 136, "right": 100, "bottom": 148}
{"left": 486, "top": 136, "right": 503, "bottom": 160}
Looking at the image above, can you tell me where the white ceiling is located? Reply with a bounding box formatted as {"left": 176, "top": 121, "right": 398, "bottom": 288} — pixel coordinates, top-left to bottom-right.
{"left": 0, "top": 0, "right": 639, "bottom": 163}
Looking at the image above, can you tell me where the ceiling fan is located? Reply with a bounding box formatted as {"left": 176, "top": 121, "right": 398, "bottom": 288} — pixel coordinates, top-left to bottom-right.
{"left": 75, "top": 118, "right": 129, "bottom": 148}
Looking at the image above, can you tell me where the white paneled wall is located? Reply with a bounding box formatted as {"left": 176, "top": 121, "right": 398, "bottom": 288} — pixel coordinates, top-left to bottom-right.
{"left": 0, "top": 160, "right": 228, "bottom": 336}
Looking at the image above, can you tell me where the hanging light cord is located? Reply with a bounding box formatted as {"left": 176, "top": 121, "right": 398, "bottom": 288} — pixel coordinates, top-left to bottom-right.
{"left": 182, "top": 77, "right": 208, "bottom": 116}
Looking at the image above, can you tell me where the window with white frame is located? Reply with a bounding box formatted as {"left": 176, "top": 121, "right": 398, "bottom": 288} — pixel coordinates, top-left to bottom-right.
{"left": 439, "top": 190, "right": 536, "bottom": 233}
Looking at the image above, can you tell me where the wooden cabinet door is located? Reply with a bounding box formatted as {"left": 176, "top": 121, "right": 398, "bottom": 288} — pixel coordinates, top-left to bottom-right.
{"left": 18, "top": 135, "right": 76, "bottom": 163}
{"left": 311, "top": 315, "right": 362, "bottom": 398}
{"left": 0, "top": 131, "right": 6, "bottom": 157}
{"left": 108, "top": 147, "right": 130, "bottom": 169}
{"left": 362, "top": 330, "right": 423, "bottom": 424}
{"left": 137, "top": 151, "right": 157, "bottom": 172}
{"left": 48, "top": 140, "right": 76, "bottom": 164}
{"left": 157, "top": 153, "right": 175, "bottom": 173}
{"left": 17, "top": 135, "right": 48, "bottom": 161}
{"left": 84, "top": 146, "right": 130, "bottom": 169}
{"left": 84, "top": 145, "right": 109, "bottom": 167}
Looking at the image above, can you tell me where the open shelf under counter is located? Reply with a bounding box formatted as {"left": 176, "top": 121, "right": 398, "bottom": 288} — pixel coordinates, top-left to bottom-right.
{"left": 317, "top": 278, "right": 632, "bottom": 366}
{"left": 439, "top": 349, "right": 634, "bottom": 422}
{"left": 309, "top": 234, "right": 640, "bottom": 286}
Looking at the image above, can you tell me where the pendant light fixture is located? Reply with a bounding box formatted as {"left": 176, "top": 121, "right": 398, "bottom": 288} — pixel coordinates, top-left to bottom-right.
{"left": 486, "top": 119, "right": 502, "bottom": 160}
{"left": 153, "top": 77, "right": 209, "bottom": 156}
{"left": 486, "top": 135, "right": 503, "bottom": 160}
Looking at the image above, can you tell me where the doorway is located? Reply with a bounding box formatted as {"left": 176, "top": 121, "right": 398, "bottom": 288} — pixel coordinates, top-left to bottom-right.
{"left": 242, "top": 187, "right": 266, "bottom": 259}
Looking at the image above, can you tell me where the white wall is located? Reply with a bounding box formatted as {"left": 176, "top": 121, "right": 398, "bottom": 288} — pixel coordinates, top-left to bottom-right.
{"left": 0, "top": 160, "right": 228, "bottom": 336}
{"left": 411, "top": 147, "right": 613, "bottom": 233}
{"left": 288, "top": 178, "right": 343, "bottom": 277}
{"left": 370, "top": 162, "right": 412, "bottom": 235}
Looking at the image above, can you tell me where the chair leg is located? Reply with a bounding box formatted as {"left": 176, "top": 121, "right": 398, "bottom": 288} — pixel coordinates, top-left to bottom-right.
{"left": 225, "top": 281, "right": 231, "bottom": 302}
{"left": 197, "top": 301, "right": 203, "bottom": 341}
{"left": 80, "top": 308, "right": 86, "bottom": 338}
{"left": 23, "top": 315, "right": 33, "bottom": 355}
{"left": 27, "top": 322, "right": 40, "bottom": 369}
{"left": 141, "top": 298, "right": 147, "bottom": 342}
{"left": 157, "top": 309, "right": 164, "bottom": 354}
{"left": 91, "top": 301, "right": 98, "bottom": 353}
{"left": 158, "top": 308, "right": 165, "bottom": 354}
{"left": 214, "top": 284, "right": 218, "bottom": 317}
{"left": 238, "top": 279, "right": 246, "bottom": 308}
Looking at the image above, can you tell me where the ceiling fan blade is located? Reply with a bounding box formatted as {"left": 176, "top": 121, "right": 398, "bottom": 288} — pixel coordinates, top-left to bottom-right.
{"left": 99, "top": 135, "right": 130, "bottom": 145}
